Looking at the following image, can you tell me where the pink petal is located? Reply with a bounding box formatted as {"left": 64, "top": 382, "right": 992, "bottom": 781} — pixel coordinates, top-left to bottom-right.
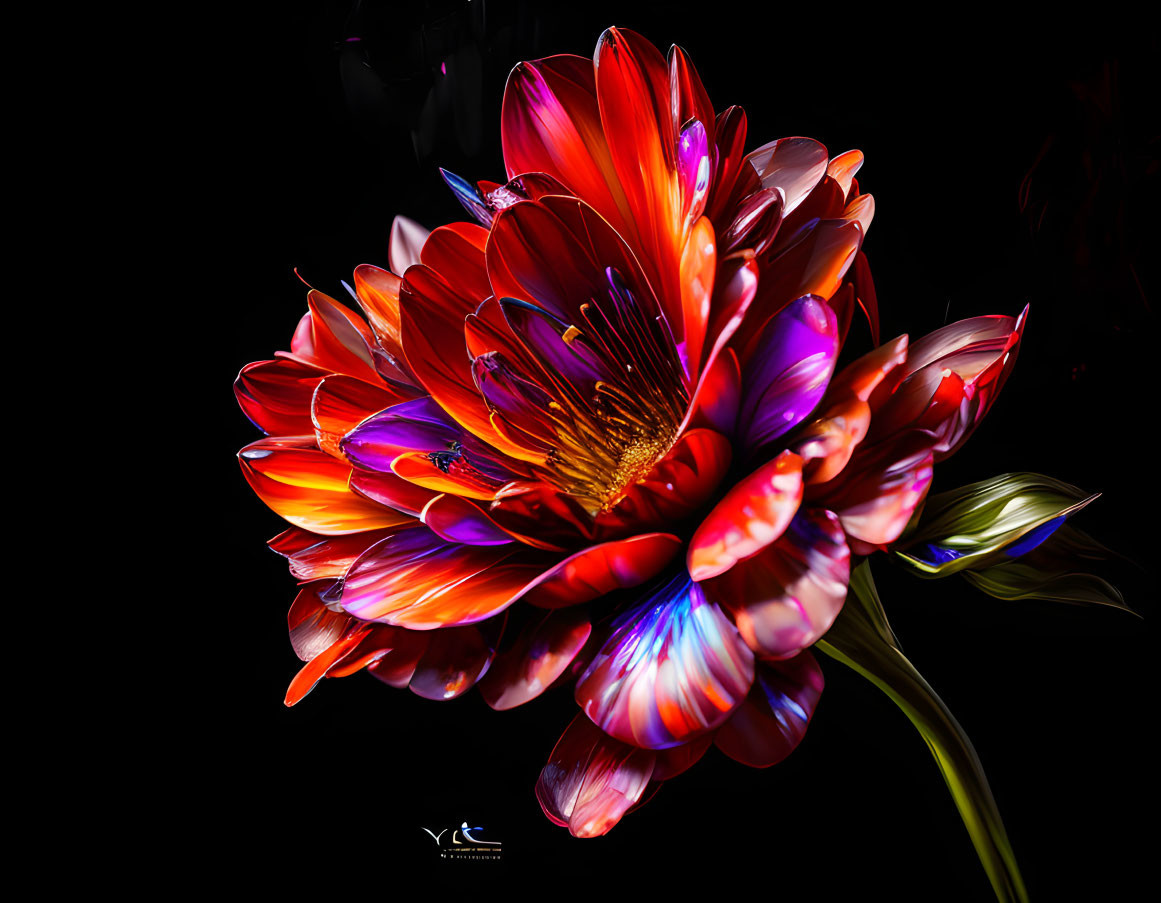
{"left": 536, "top": 713, "right": 656, "bottom": 837}
{"left": 388, "top": 215, "right": 429, "bottom": 275}
{"left": 745, "top": 136, "right": 829, "bottom": 214}
{"left": 702, "top": 508, "right": 850, "bottom": 659}
{"left": 807, "top": 434, "right": 934, "bottom": 547}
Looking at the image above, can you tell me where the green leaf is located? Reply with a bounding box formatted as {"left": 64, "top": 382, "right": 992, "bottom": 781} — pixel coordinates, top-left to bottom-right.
{"left": 961, "top": 525, "right": 1137, "bottom": 614}
{"left": 894, "top": 472, "right": 1098, "bottom": 577}
{"left": 817, "top": 561, "right": 1029, "bottom": 903}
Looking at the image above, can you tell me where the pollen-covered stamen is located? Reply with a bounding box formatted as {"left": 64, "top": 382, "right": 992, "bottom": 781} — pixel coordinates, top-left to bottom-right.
{"left": 484, "top": 271, "right": 690, "bottom": 515}
{"left": 546, "top": 276, "right": 688, "bottom": 513}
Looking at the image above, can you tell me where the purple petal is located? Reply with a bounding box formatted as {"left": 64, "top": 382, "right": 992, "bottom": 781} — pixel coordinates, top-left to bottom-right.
{"left": 737, "top": 295, "right": 838, "bottom": 455}
{"left": 341, "top": 396, "right": 519, "bottom": 483}
{"left": 676, "top": 118, "right": 711, "bottom": 223}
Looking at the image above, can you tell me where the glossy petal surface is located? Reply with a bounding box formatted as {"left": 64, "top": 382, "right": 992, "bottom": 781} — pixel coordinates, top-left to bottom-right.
{"left": 703, "top": 508, "right": 850, "bottom": 659}
{"left": 536, "top": 713, "right": 656, "bottom": 838}
{"left": 688, "top": 450, "right": 804, "bottom": 582}
{"left": 479, "top": 609, "right": 592, "bottom": 710}
{"left": 575, "top": 573, "right": 755, "bottom": 749}
{"left": 339, "top": 527, "right": 547, "bottom": 628}
{"left": 737, "top": 296, "right": 839, "bottom": 455}
{"left": 238, "top": 436, "right": 413, "bottom": 535}
{"left": 714, "top": 652, "right": 825, "bottom": 767}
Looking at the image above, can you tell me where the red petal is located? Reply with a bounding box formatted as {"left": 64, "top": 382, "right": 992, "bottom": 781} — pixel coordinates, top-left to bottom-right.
{"left": 706, "top": 106, "right": 758, "bottom": 230}
{"left": 651, "top": 734, "right": 714, "bottom": 781}
{"left": 418, "top": 222, "right": 492, "bottom": 303}
{"left": 408, "top": 621, "right": 504, "bottom": 700}
{"left": 287, "top": 581, "right": 354, "bottom": 662}
{"left": 235, "top": 357, "right": 329, "bottom": 436}
{"left": 687, "top": 346, "right": 740, "bottom": 436}
{"left": 284, "top": 582, "right": 370, "bottom": 705}
{"left": 420, "top": 492, "right": 514, "bottom": 545}
{"left": 501, "top": 55, "right": 633, "bottom": 239}
{"left": 743, "top": 219, "right": 862, "bottom": 347}
{"left": 521, "top": 533, "right": 683, "bottom": 608}
{"left": 349, "top": 467, "right": 439, "bottom": 517}
{"left": 366, "top": 631, "right": 431, "bottom": 688}
{"left": 290, "top": 290, "right": 380, "bottom": 382}
{"left": 668, "top": 44, "right": 715, "bottom": 148}
{"left": 595, "top": 27, "right": 683, "bottom": 312}
{"left": 269, "top": 526, "right": 400, "bottom": 582}
{"left": 478, "top": 608, "right": 592, "bottom": 710}
{"left": 714, "top": 652, "right": 825, "bottom": 767}
{"left": 687, "top": 450, "right": 804, "bottom": 581}
{"left": 397, "top": 266, "right": 530, "bottom": 461}
{"left": 311, "top": 374, "right": 405, "bottom": 458}
{"left": 598, "top": 428, "right": 732, "bottom": 537}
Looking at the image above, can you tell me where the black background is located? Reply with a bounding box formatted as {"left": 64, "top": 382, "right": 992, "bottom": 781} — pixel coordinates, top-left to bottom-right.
{"left": 196, "top": 2, "right": 1155, "bottom": 897}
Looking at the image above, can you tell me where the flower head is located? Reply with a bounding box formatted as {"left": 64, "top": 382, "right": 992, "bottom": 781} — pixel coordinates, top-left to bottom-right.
{"left": 236, "top": 28, "right": 1084, "bottom": 873}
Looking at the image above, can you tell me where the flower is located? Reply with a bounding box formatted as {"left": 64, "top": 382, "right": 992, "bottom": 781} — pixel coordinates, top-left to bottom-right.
{"left": 237, "top": 27, "right": 1122, "bottom": 897}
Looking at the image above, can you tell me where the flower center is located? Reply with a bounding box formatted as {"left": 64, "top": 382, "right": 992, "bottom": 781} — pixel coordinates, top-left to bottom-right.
{"left": 549, "top": 378, "right": 684, "bottom": 515}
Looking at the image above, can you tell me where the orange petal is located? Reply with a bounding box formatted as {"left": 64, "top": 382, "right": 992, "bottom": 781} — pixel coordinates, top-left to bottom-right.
{"left": 679, "top": 216, "right": 716, "bottom": 380}
{"left": 238, "top": 436, "right": 412, "bottom": 535}
{"left": 792, "top": 396, "right": 872, "bottom": 485}
{"left": 352, "top": 264, "right": 406, "bottom": 362}
{"left": 826, "top": 149, "right": 864, "bottom": 199}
